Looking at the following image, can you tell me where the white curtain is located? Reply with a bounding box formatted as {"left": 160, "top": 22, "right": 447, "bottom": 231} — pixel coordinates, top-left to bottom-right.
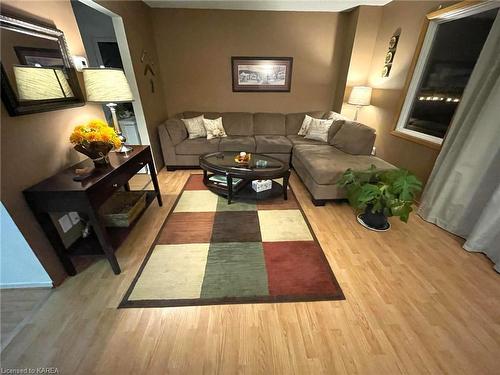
{"left": 418, "top": 14, "right": 500, "bottom": 272}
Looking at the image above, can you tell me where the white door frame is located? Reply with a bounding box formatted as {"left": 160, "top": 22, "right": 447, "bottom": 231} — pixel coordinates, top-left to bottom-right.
{"left": 77, "top": 0, "right": 155, "bottom": 172}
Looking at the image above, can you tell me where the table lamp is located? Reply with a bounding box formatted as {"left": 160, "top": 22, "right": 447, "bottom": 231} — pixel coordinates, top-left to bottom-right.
{"left": 83, "top": 67, "right": 134, "bottom": 153}
{"left": 14, "top": 65, "right": 74, "bottom": 100}
{"left": 348, "top": 86, "right": 372, "bottom": 121}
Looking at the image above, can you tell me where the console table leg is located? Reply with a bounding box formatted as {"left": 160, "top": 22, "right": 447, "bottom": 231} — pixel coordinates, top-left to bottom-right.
{"left": 86, "top": 209, "right": 121, "bottom": 275}
{"left": 283, "top": 170, "right": 291, "bottom": 200}
{"left": 149, "top": 161, "right": 163, "bottom": 207}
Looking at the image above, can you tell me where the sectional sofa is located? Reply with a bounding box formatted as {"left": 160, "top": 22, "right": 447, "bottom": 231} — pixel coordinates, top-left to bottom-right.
{"left": 158, "top": 111, "right": 395, "bottom": 205}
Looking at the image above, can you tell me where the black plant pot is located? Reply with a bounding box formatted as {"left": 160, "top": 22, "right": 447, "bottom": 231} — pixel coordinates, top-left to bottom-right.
{"left": 358, "top": 205, "right": 390, "bottom": 231}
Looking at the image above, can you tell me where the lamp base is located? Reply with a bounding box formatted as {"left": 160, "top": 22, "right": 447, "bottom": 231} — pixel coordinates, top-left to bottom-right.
{"left": 115, "top": 144, "right": 133, "bottom": 154}
{"left": 115, "top": 131, "right": 133, "bottom": 154}
{"left": 107, "top": 103, "right": 133, "bottom": 154}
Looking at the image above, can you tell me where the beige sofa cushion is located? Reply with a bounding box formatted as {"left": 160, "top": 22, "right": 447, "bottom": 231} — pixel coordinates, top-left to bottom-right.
{"left": 255, "top": 135, "right": 292, "bottom": 153}
{"left": 323, "top": 111, "right": 347, "bottom": 141}
{"left": 330, "top": 120, "right": 375, "bottom": 155}
{"left": 219, "top": 136, "right": 256, "bottom": 152}
{"left": 176, "top": 138, "right": 220, "bottom": 155}
{"left": 165, "top": 118, "right": 188, "bottom": 145}
{"left": 183, "top": 111, "right": 222, "bottom": 120}
{"left": 293, "top": 144, "right": 395, "bottom": 185}
{"left": 285, "top": 111, "right": 326, "bottom": 135}
{"left": 221, "top": 113, "right": 254, "bottom": 135}
{"left": 253, "top": 113, "right": 285, "bottom": 135}
{"left": 287, "top": 135, "right": 327, "bottom": 146}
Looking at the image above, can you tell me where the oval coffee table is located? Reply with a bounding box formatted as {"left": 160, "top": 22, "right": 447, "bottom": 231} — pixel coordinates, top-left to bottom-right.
{"left": 199, "top": 152, "right": 291, "bottom": 204}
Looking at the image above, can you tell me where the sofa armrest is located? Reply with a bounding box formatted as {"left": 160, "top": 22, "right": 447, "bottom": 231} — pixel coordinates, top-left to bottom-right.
{"left": 158, "top": 124, "right": 177, "bottom": 167}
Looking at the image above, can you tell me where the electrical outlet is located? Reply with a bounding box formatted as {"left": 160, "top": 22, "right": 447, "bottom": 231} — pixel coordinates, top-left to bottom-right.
{"left": 58, "top": 214, "right": 72, "bottom": 233}
{"left": 68, "top": 212, "right": 80, "bottom": 225}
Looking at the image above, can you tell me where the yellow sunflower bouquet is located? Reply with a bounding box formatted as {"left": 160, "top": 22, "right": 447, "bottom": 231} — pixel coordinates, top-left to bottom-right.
{"left": 70, "top": 119, "right": 122, "bottom": 166}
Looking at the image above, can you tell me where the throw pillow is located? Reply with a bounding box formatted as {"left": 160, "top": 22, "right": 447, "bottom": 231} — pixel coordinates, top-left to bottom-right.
{"left": 203, "top": 117, "right": 227, "bottom": 140}
{"left": 324, "top": 111, "right": 348, "bottom": 141}
{"left": 304, "top": 118, "right": 334, "bottom": 143}
{"left": 330, "top": 120, "right": 376, "bottom": 155}
{"left": 324, "top": 111, "right": 347, "bottom": 121}
{"left": 182, "top": 115, "right": 206, "bottom": 139}
{"left": 297, "top": 115, "right": 313, "bottom": 136}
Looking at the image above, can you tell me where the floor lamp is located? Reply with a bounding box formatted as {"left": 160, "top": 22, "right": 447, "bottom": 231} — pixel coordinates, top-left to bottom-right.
{"left": 83, "top": 67, "right": 134, "bottom": 153}
{"left": 348, "top": 86, "right": 372, "bottom": 121}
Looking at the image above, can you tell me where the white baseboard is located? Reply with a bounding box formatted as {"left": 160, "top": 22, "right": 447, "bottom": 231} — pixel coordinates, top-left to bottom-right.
{"left": 0, "top": 281, "right": 53, "bottom": 289}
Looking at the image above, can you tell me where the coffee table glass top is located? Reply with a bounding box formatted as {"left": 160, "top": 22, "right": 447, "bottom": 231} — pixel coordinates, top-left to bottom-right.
{"left": 200, "top": 152, "right": 285, "bottom": 173}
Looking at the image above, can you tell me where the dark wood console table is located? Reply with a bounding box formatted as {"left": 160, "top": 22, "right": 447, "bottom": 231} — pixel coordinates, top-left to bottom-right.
{"left": 24, "top": 145, "right": 162, "bottom": 276}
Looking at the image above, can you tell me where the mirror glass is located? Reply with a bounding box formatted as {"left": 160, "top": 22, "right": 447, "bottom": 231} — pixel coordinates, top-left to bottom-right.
{"left": 0, "top": 14, "right": 84, "bottom": 116}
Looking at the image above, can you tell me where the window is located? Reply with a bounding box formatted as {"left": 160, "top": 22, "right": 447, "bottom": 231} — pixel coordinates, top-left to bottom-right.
{"left": 394, "top": 3, "right": 498, "bottom": 147}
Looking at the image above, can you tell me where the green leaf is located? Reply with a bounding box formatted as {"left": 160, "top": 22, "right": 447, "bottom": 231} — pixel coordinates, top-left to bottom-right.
{"left": 391, "top": 202, "right": 413, "bottom": 223}
{"left": 389, "top": 171, "right": 422, "bottom": 201}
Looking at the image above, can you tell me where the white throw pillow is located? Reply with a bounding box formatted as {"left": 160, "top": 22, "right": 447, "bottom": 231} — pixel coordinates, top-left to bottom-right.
{"left": 203, "top": 117, "right": 227, "bottom": 140}
{"left": 297, "top": 114, "right": 313, "bottom": 136}
{"left": 304, "top": 118, "right": 334, "bottom": 143}
{"left": 182, "top": 115, "right": 206, "bottom": 139}
{"left": 324, "top": 111, "right": 347, "bottom": 122}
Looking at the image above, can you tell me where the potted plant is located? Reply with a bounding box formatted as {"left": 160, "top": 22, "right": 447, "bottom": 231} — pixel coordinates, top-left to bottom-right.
{"left": 337, "top": 165, "right": 422, "bottom": 231}
{"left": 70, "top": 119, "right": 122, "bottom": 167}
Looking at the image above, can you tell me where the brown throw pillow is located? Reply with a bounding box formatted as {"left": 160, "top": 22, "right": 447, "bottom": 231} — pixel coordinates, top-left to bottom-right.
{"left": 330, "top": 120, "right": 376, "bottom": 155}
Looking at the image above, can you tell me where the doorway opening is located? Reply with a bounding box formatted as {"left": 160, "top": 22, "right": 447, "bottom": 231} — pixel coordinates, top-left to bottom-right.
{"left": 71, "top": 0, "right": 153, "bottom": 170}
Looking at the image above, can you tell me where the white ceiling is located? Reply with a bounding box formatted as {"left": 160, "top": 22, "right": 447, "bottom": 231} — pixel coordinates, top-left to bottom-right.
{"left": 143, "top": 0, "right": 393, "bottom": 12}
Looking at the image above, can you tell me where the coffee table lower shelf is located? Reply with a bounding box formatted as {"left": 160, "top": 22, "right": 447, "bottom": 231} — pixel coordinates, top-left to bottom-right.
{"left": 204, "top": 174, "right": 286, "bottom": 203}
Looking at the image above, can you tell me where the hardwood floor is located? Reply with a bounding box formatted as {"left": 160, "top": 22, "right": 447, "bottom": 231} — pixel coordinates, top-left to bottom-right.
{"left": 0, "top": 288, "right": 51, "bottom": 351}
{"left": 1, "top": 170, "right": 499, "bottom": 374}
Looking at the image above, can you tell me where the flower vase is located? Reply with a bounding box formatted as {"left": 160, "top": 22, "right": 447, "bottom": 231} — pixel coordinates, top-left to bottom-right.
{"left": 74, "top": 142, "right": 113, "bottom": 167}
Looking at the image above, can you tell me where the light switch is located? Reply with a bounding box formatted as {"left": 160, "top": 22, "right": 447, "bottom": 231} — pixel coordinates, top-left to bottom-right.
{"left": 58, "top": 215, "right": 72, "bottom": 233}
{"left": 68, "top": 212, "right": 80, "bottom": 225}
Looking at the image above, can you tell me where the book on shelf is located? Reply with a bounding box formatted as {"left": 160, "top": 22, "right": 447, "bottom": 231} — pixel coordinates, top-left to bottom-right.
{"left": 209, "top": 175, "right": 242, "bottom": 187}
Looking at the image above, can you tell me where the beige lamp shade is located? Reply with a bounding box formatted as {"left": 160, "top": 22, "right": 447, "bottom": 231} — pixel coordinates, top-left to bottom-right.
{"left": 348, "top": 86, "right": 372, "bottom": 106}
{"left": 13, "top": 66, "right": 74, "bottom": 101}
{"left": 83, "top": 68, "right": 133, "bottom": 103}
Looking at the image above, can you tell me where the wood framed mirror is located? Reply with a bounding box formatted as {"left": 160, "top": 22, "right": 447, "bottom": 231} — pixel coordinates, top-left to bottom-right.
{"left": 0, "top": 12, "right": 85, "bottom": 116}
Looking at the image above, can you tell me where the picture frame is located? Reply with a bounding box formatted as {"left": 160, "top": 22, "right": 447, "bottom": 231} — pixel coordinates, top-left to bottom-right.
{"left": 0, "top": 12, "right": 84, "bottom": 116}
{"left": 232, "top": 56, "right": 293, "bottom": 92}
{"left": 14, "top": 46, "right": 65, "bottom": 68}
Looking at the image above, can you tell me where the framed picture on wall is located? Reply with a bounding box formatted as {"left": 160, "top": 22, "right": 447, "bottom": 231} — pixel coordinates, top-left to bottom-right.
{"left": 231, "top": 56, "right": 293, "bottom": 92}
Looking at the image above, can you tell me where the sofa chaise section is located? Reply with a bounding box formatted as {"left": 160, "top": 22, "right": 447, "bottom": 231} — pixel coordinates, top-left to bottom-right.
{"left": 292, "top": 144, "right": 395, "bottom": 205}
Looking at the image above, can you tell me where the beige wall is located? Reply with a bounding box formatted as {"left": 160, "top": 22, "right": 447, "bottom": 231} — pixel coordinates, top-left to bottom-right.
{"left": 331, "top": 8, "right": 360, "bottom": 111}
{"left": 342, "top": 1, "right": 444, "bottom": 185}
{"left": 345, "top": 6, "right": 383, "bottom": 87}
{"left": 0, "top": 0, "right": 104, "bottom": 284}
{"left": 151, "top": 8, "right": 342, "bottom": 115}
{"left": 96, "top": 1, "right": 168, "bottom": 169}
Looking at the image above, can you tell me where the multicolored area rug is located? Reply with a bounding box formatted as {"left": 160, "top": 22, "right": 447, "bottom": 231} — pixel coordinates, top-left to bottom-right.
{"left": 119, "top": 175, "right": 344, "bottom": 308}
